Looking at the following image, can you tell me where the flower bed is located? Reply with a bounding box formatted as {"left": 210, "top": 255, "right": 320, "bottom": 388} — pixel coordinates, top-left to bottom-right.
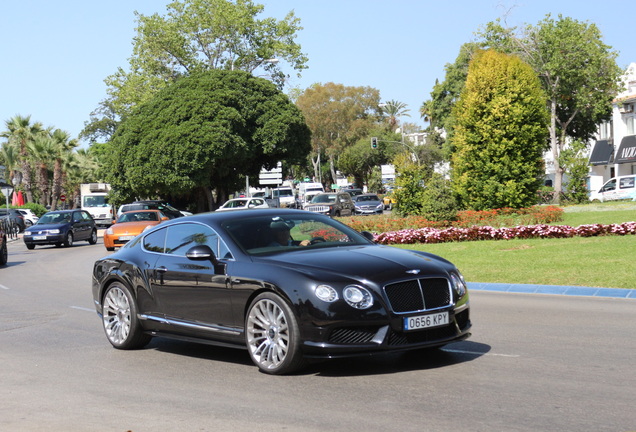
{"left": 373, "top": 222, "right": 636, "bottom": 245}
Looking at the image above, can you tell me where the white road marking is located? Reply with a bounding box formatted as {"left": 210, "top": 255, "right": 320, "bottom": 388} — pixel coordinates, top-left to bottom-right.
{"left": 443, "top": 348, "right": 520, "bottom": 358}
{"left": 0, "top": 284, "right": 9, "bottom": 290}
{"left": 70, "top": 306, "right": 95, "bottom": 313}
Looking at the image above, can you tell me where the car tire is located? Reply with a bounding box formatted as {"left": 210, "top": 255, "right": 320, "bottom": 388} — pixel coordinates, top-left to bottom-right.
{"left": 63, "top": 232, "right": 73, "bottom": 247}
{"left": 26, "top": 244, "right": 35, "bottom": 250}
{"left": 0, "top": 239, "right": 7, "bottom": 265}
{"left": 245, "top": 292, "right": 305, "bottom": 375}
{"left": 106, "top": 247, "right": 115, "bottom": 252}
{"left": 88, "top": 229, "right": 98, "bottom": 245}
{"left": 101, "top": 282, "right": 151, "bottom": 350}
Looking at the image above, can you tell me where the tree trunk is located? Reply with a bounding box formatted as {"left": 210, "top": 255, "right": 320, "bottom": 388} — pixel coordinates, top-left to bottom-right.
{"left": 549, "top": 98, "right": 562, "bottom": 204}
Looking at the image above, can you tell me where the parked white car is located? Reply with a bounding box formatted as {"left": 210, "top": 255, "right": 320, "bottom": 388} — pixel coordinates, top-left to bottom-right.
{"left": 16, "top": 209, "right": 39, "bottom": 227}
{"left": 216, "top": 197, "right": 270, "bottom": 211}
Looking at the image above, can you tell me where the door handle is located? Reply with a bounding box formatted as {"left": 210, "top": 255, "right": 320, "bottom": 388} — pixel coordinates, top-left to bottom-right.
{"left": 155, "top": 266, "right": 168, "bottom": 273}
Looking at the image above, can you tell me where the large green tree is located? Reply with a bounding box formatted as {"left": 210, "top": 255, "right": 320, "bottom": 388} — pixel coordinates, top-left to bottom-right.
{"left": 295, "top": 83, "right": 382, "bottom": 185}
{"left": 83, "top": 0, "right": 307, "bottom": 143}
{"left": 105, "top": 70, "right": 311, "bottom": 211}
{"left": 480, "top": 15, "right": 622, "bottom": 202}
{"left": 451, "top": 50, "right": 548, "bottom": 210}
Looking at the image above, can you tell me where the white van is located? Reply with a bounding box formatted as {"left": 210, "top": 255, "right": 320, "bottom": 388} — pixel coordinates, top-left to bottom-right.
{"left": 272, "top": 186, "right": 298, "bottom": 208}
{"left": 297, "top": 182, "right": 324, "bottom": 205}
{"left": 590, "top": 175, "right": 636, "bottom": 202}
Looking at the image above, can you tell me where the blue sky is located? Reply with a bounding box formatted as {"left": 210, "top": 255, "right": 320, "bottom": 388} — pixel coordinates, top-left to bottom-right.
{"left": 2, "top": 0, "right": 634, "bottom": 143}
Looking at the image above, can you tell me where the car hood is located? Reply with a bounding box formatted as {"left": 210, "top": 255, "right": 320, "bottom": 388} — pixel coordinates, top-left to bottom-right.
{"left": 26, "top": 223, "right": 71, "bottom": 232}
{"left": 110, "top": 221, "right": 160, "bottom": 233}
{"left": 257, "top": 245, "right": 453, "bottom": 283}
{"left": 355, "top": 200, "right": 382, "bottom": 205}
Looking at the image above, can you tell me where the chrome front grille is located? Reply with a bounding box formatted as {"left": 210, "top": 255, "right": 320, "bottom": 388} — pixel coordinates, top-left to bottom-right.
{"left": 384, "top": 278, "right": 451, "bottom": 313}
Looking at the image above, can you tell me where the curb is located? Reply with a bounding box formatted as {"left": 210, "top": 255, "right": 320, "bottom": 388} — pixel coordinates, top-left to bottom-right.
{"left": 468, "top": 282, "right": 636, "bottom": 299}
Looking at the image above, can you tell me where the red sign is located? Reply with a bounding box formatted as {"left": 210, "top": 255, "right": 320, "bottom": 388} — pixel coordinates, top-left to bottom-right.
{"left": 60, "top": 194, "right": 66, "bottom": 202}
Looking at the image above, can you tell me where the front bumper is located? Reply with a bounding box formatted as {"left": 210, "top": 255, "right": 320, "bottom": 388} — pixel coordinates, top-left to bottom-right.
{"left": 299, "top": 304, "right": 471, "bottom": 358}
{"left": 23, "top": 233, "right": 66, "bottom": 245}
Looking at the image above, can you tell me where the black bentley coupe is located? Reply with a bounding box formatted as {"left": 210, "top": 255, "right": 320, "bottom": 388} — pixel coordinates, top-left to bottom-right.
{"left": 92, "top": 208, "right": 471, "bottom": 374}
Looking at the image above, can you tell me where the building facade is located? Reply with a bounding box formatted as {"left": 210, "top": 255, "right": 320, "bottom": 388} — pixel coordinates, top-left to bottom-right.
{"left": 588, "top": 62, "right": 636, "bottom": 194}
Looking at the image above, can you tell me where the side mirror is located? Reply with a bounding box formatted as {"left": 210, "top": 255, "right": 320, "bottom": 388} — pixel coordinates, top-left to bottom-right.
{"left": 186, "top": 244, "right": 215, "bottom": 262}
{"left": 185, "top": 244, "right": 226, "bottom": 274}
{"left": 160, "top": 217, "right": 169, "bottom": 221}
{"left": 360, "top": 231, "right": 376, "bottom": 243}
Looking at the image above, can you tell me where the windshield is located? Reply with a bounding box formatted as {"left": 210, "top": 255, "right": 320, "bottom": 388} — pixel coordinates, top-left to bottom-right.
{"left": 118, "top": 211, "right": 160, "bottom": 223}
{"left": 311, "top": 194, "right": 336, "bottom": 204}
{"left": 222, "top": 214, "right": 371, "bottom": 256}
{"left": 356, "top": 195, "right": 380, "bottom": 202}
{"left": 274, "top": 189, "right": 294, "bottom": 198}
{"left": 38, "top": 212, "right": 71, "bottom": 224}
{"left": 83, "top": 195, "right": 108, "bottom": 207}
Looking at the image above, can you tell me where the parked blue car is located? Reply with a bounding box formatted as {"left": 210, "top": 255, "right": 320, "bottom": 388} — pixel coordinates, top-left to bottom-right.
{"left": 23, "top": 209, "right": 98, "bottom": 249}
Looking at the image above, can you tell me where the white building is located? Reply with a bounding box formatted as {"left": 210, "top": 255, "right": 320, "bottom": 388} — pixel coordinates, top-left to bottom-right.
{"left": 588, "top": 62, "right": 636, "bottom": 192}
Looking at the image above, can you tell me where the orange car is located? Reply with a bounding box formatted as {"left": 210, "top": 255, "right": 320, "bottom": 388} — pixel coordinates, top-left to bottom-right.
{"left": 103, "top": 209, "right": 169, "bottom": 251}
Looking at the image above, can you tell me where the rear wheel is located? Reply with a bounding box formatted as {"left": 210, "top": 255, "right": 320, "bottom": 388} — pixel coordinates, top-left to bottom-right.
{"left": 245, "top": 292, "right": 305, "bottom": 375}
{"left": 101, "top": 282, "right": 151, "bottom": 349}
{"left": 88, "top": 229, "right": 97, "bottom": 245}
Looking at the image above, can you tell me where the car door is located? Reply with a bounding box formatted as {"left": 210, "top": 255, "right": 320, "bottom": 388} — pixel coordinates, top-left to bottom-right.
{"left": 71, "top": 210, "right": 91, "bottom": 240}
{"left": 149, "top": 222, "right": 239, "bottom": 338}
{"left": 338, "top": 193, "right": 355, "bottom": 216}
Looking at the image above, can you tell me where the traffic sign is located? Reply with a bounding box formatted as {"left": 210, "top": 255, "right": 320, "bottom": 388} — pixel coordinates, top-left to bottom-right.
{"left": 60, "top": 194, "right": 66, "bottom": 202}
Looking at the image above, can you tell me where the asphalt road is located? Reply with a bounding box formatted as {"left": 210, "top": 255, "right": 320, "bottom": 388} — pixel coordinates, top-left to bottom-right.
{"left": 1, "top": 236, "right": 635, "bottom": 431}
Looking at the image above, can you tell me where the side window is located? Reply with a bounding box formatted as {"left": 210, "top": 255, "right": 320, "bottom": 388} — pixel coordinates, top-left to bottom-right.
{"left": 619, "top": 177, "right": 635, "bottom": 189}
{"left": 164, "top": 223, "right": 231, "bottom": 259}
{"left": 143, "top": 228, "right": 167, "bottom": 253}
{"left": 81, "top": 211, "right": 92, "bottom": 221}
{"left": 601, "top": 179, "right": 616, "bottom": 192}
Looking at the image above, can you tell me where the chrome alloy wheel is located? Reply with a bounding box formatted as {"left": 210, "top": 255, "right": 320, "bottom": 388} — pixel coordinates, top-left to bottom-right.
{"left": 102, "top": 286, "right": 132, "bottom": 345}
{"left": 246, "top": 298, "right": 290, "bottom": 371}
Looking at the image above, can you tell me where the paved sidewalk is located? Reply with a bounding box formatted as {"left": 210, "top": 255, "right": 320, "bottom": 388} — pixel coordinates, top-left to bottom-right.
{"left": 469, "top": 282, "right": 636, "bottom": 299}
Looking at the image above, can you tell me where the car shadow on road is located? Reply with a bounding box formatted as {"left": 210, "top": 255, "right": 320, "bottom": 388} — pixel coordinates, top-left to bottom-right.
{"left": 309, "top": 340, "right": 490, "bottom": 377}
{"left": 145, "top": 337, "right": 490, "bottom": 376}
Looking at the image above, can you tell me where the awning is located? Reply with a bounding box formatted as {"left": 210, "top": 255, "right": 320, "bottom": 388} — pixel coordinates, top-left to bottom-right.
{"left": 615, "top": 135, "right": 636, "bottom": 164}
{"left": 589, "top": 139, "right": 614, "bottom": 165}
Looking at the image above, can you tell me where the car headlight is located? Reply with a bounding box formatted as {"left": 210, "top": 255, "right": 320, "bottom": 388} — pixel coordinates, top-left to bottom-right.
{"left": 450, "top": 272, "right": 467, "bottom": 298}
{"left": 343, "top": 285, "right": 373, "bottom": 309}
{"left": 49, "top": 229, "right": 60, "bottom": 234}
{"left": 375, "top": 203, "right": 383, "bottom": 210}
{"left": 105, "top": 227, "right": 113, "bottom": 235}
{"left": 315, "top": 285, "right": 338, "bottom": 302}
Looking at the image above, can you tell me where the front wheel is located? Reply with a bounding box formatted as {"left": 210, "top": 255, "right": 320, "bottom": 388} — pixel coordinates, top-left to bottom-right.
{"left": 245, "top": 292, "right": 305, "bottom": 375}
{"left": 101, "top": 282, "right": 151, "bottom": 349}
{"left": 0, "top": 240, "right": 7, "bottom": 265}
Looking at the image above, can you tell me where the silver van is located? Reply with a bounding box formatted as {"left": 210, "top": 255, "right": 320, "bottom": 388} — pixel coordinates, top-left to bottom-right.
{"left": 590, "top": 175, "right": 636, "bottom": 202}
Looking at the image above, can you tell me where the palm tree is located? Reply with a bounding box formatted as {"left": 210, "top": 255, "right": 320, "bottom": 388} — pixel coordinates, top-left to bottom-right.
{"left": 1, "top": 115, "right": 45, "bottom": 203}
{"left": 27, "top": 134, "right": 57, "bottom": 207}
{"left": 381, "top": 100, "right": 411, "bottom": 131}
{"left": 50, "top": 129, "right": 78, "bottom": 210}
{"left": 0, "top": 141, "right": 20, "bottom": 184}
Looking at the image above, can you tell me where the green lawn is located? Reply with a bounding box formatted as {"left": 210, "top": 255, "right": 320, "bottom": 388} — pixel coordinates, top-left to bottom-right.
{"left": 393, "top": 202, "right": 636, "bottom": 289}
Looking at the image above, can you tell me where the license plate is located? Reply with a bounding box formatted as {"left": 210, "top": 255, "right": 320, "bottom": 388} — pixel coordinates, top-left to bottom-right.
{"left": 404, "top": 311, "right": 449, "bottom": 331}
{"left": 118, "top": 235, "right": 134, "bottom": 241}
{"left": 33, "top": 236, "right": 47, "bottom": 240}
